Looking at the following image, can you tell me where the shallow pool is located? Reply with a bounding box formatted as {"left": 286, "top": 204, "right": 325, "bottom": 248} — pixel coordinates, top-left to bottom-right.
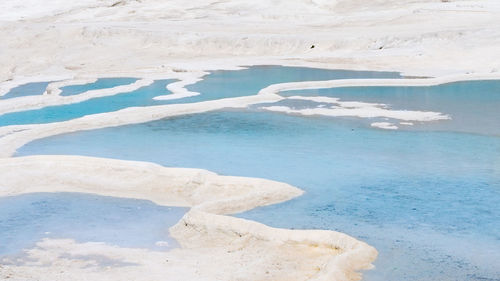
{"left": 0, "top": 66, "right": 400, "bottom": 126}
{"left": 1, "top": 81, "right": 51, "bottom": 99}
{"left": 60, "top": 77, "right": 138, "bottom": 96}
{"left": 5, "top": 67, "right": 500, "bottom": 280}
{"left": 17, "top": 110, "right": 500, "bottom": 281}
{"left": 281, "top": 80, "right": 500, "bottom": 136}
{"left": 0, "top": 192, "right": 187, "bottom": 257}
{"left": 185, "top": 65, "right": 401, "bottom": 101}
{"left": 0, "top": 79, "right": 175, "bottom": 126}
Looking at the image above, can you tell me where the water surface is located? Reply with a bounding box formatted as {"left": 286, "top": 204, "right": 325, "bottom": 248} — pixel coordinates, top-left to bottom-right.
{"left": 185, "top": 65, "right": 401, "bottom": 101}
{"left": 60, "top": 77, "right": 138, "bottom": 96}
{"left": 281, "top": 80, "right": 500, "bottom": 136}
{"left": 7, "top": 69, "right": 500, "bottom": 280}
{"left": 0, "top": 79, "right": 175, "bottom": 126}
{"left": 17, "top": 110, "right": 500, "bottom": 281}
{"left": 1, "top": 82, "right": 51, "bottom": 99}
{"left": 0, "top": 66, "right": 400, "bottom": 126}
{"left": 0, "top": 192, "right": 187, "bottom": 257}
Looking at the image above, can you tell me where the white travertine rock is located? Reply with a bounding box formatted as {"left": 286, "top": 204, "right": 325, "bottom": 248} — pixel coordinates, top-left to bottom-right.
{"left": 258, "top": 75, "right": 500, "bottom": 96}
{"left": 0, "top": 70, "right": 206, "bottom": 115}
{"left": 0, "top": 79, "right": 154, "bottom": 115}
{"left": 261, "top": 95, "right": 450, "bottom": 124}
{"left": 0, "top": 155, "right": 303, "bottom": 214}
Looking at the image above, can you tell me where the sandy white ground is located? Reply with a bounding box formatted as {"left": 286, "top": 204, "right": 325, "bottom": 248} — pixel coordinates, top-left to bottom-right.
{"left": 0, "top": 155, "right": 376, "bottom": 281}
{"left": 2, "top": 0, "right": 500, "bottom": 81}
{"left": 1, "top": 1, "right": 500, "bottom": 280}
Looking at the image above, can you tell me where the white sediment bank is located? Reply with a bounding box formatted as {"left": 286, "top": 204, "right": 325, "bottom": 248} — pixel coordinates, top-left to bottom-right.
{"left": 260, "top": 95, "right": 450, "bottom": 123}
{"left": 153, "top": 74, "right": 207, "bottom": 101}
{"left": 0, "top": 155, "right": 303, "bottom": 214}
{"left": 0, "top": 92, "right": 283, "bottom": 158}
{"left": 0, "top": 74, "right": 73, "bottom": 97}
{"left": 3, "top": 69, "right": 498, "bottom": 158}
{"left": 0, "top": 79, "right": 154, "bottom": 115}
{"left": 0, "top": 70, "right": 208, "bottom": 115}
{"left": 0, "top": 155, "right": 376, "bottom": 281}
{"left": 257, "top": 74, "right": 500, "bottom": 96}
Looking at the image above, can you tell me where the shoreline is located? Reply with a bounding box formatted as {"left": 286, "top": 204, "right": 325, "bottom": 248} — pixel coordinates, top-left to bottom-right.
{"left": 3, "top": 61, "right": 500, "bottom": 100}
{"left": 0, "top": 155, "right": 376, "bottom": 281}
{"left": 3, "top": 63, "right": 500, "bottom": 112}
{"left": 1, "top": 64, "right": 499, "bottom": 280}
{"left": 0, "top": 67, "right": 499, "bottom": 159}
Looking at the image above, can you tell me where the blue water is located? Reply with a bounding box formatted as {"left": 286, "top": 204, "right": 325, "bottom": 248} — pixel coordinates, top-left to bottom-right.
{"left": 0, "top": 79, "right": 174, "bottom": 126}
{"left": 281, "top": 80, "right": 500, "bottom": 136}
{"left": 0, "top": 66, "right": 399, "bottom": 126}
{"left": 184, "top": 65, "right": 401, "bottom": 101}
{"left": 4, "top": 67, "right": 499, "bottom": 280}
{"left": 1, "top": 82, "right": 51, "bottom": 99}
{"left": 16, "top": 110, "right": 500, "bottom": 281}
{"left": 60, "top": 77, "right": 138, "bottom": 96}
{"left": 0, "top": 192, "right": 187, "bottom": 257}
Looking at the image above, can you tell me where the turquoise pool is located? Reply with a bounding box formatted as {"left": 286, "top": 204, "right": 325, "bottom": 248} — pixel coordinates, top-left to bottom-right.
{"left": 16, "top": 110, "right": 500, "bottom": 280}
{"left": 5, "top": 67, "right": 500, "bottom": 280}
{"left": 281, "top": 80, "right": 500, "bottom": 136}
{"left": 185, "top": 65, "right": 401, "bottom": 101}
{"left": 0, "top": 66, "right": 400, "bottom": 126}
{"left": 0, "top": 79, "right": 175, "bottom": 126}
{"left": 60, "top": 77, "right": 138, "bottom": 96}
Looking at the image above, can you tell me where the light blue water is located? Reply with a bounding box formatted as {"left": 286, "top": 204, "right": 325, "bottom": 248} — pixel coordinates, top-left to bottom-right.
{"left": 0, "top": 192, "right": 187, "bottom": 257}
{"left": 60, "top": 77, "right": 138, "bottom": 96}
{"left": 185, "top": 65, "right": 401, "bottom": 101}
{"left": 0, "top": 66, "right": 400, "bottom": 126}
{"left": 281, "top": 80, "right": 500, "bottom": 136}
{"left": 0, "top": 79, "right": 175, "bottom": 126}
{"left": 5, "top": 68, "right": 500, "bottom": 280}
{"left": 16, "top": 110, "right": 500, "bottom": 281}
{"left": 1, "top": 81, "right": 51, "bottom": 99}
